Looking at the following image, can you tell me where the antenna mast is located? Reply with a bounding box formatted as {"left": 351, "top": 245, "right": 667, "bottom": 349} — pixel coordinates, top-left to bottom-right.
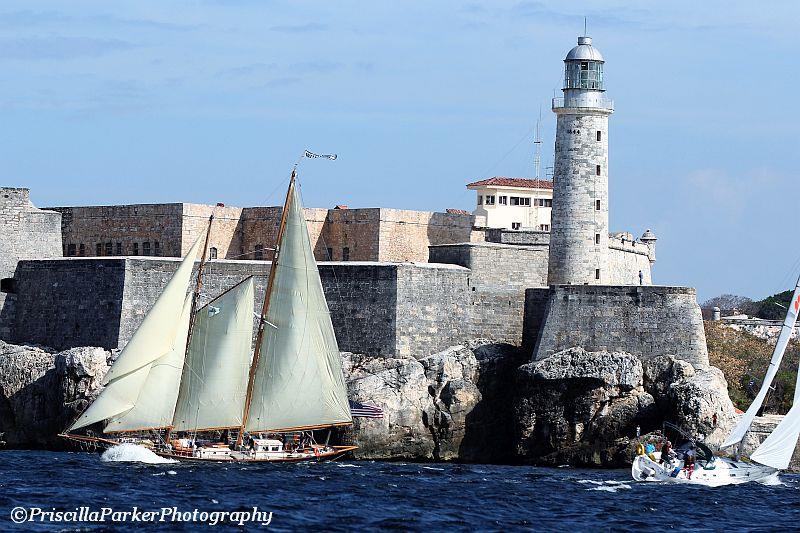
{"left": 533, "top": 107, "right": 543, "bottom": 180}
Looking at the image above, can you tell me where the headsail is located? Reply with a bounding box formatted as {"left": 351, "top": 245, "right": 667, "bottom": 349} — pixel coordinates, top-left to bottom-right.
{"left": 104, "top": 293, "right": 192, "bottom": 432}
{"left": 67, "top": 236, "right": 204, "bottom": 431}
{"left": 172, "top": 277, "right": 255, "bottom": 432}
{"left": 103, "top": 235, "right": 205, "bottom": 382}
{"left": 750, "top": 403, "right": 800, "bottom": 470}
{"left": 244, "top": 178, "right": 352, "bottom": 433}
{"left": 723, "top": 274, "right": 800, "bottom": 448}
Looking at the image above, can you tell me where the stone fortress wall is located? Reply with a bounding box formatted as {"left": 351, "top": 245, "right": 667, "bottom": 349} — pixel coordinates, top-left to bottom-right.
{"left": 49, "top": 203, "right": 478, "bottom": 264}
{"left": 0, "top": 188, "right": 62, "bottom": 339}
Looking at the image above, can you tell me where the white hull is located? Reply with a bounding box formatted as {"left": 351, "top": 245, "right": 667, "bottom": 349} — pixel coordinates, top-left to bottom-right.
{"left": 632, "top": 452, "right": 777, "bottom": 487}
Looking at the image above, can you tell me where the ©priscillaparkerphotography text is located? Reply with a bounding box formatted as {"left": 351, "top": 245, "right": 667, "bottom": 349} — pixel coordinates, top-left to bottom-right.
{"left": 1, "top": 2, "right": 799, "bottom": 531}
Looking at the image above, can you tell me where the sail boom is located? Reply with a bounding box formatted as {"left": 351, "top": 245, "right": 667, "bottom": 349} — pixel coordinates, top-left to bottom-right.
{"left": 246, "top": 421, "right": 353, "bottom": 434}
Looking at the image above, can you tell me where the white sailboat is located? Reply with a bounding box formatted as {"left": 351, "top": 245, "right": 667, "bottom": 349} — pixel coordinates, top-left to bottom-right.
{"left": 61, "top": 165, "right": 357, "bottom": 462}
{"left": 632, "top": 275, "right": 800, "bottom": 485}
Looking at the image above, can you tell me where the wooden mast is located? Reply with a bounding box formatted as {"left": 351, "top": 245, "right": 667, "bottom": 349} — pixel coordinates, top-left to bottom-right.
{"left": 164, "top": 214, "right": 214, "bottom": 444}
{"left": 237, "top": 171, "right": 296, "bottom": 447}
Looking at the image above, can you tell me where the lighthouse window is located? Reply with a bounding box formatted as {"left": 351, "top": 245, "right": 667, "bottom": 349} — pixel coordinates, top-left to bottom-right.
{"left": 79, "top": 244, "right": 85, "bottom": 256}
{"left": 596, "top": 200, "right": 601, "bottom": 211}
{"left": 596, "top": 165, "right": 601, "bottom": 176}
{"left": 581, "top": 62, "right": 588, "bottom": 70}
{"left": 485, "top": 195, "right": 496, "bottom": 205}
{"left": 596, "top": 269, "right": 601, "bottom": 280}
{"left": 512, "top": 222, "right": 521, "bottom": 230}
{"left": 499, "top": 195, "right": 508, "bottom": 205}
{"left": 595, "top": 233, "right": 601, "bottom": 244}
{"left": 477, "top": 195, "right": 483, "bottom": 205}
{"left": 254, "top": 244, "right": 264, "bottom": 260}
{"left": 596, "top": 131, "right": 602, "bottom": 141}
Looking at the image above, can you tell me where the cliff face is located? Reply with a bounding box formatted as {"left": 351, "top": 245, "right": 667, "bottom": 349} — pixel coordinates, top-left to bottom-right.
{"left": 0, "top": 341, "right": 109, "bottom": 448}
{"left": 0, "top": 339, "right": 764, "bottom": 469}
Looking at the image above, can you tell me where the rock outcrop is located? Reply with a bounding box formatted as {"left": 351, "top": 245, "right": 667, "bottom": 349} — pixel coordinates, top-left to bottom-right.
{"left": 344, "top": 340, "right": 526, "bottom": 462}
{"left": 0, "top": 339, "right": 741, "bottom": 468}
{"left": 513, "top": 348, "right": 737, "bottom": 467}
{"left": 0, "top": 341, "right": 110, "bottom": 448}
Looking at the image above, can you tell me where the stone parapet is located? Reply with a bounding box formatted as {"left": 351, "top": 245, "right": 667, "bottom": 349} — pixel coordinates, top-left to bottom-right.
{"left": 529, "top": 285, "right": 709, "bottom": 369}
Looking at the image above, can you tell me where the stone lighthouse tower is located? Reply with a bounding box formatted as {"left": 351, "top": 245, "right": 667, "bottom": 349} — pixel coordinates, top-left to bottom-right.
{"left": 547, "top": 36, "right": 613, "bottom": 285}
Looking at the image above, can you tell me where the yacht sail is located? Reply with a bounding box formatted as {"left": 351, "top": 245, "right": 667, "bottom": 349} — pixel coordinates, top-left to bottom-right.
{"left": 172, "top": 277, "right": 255, "bottom": 432}
{"left": 243, "top": 175, "right": 352, "bottom": 433}
{"left": 104, "top": 293, "right": 193, "bottom": 432}
{"left": 67, "top": 236, "right": 204, "bottom": 431}
{"left": 722, "top": 274, "right": 800, "bottom": 448}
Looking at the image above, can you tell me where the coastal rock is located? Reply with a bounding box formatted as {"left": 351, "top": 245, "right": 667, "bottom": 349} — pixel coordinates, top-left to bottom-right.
{"left": 514, "top": 347, "right": 656, "bottom": 467}
{"left": 667, "top": 366, "right": 736, "bottom": 447}
{"left": 344, "top": 340, "right": 525, "bottom": 462}
{"left": 0, "top": 341, "right": 110, "bottom": 448}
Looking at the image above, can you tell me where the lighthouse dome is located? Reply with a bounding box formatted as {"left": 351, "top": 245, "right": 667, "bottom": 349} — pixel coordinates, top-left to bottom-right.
{"left": 565, "top": 36, "right": 604, "bottom": 62}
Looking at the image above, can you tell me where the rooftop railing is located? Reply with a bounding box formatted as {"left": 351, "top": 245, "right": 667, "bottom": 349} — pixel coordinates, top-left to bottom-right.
{"left": 552, "top": 97, "right": 614, "bottom": 112}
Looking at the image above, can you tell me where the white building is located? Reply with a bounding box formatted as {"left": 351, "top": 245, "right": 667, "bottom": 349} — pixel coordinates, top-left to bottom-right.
{"left": 467, "top": 177, "right": 553, "bottom": 231}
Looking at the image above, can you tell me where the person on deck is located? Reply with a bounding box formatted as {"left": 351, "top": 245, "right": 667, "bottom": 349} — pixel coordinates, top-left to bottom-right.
{"left": 645, "top": 441, "right": 657, "bottom": 461}
{"left": 684, "top": 446, "right": 696, "bottom": 479}
{"left": 660, "top": 440, "right": 673, "bottom": 465}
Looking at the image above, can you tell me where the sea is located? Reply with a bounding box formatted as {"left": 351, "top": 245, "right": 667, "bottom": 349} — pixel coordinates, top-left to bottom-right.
{"left": 1, "top": 446, "right": 798, "bottom": 532}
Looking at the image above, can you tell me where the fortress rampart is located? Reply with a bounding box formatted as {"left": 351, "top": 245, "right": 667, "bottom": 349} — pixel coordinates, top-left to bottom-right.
{"left": 0, "top": 188, "right": 62, "bottom": 338}
{"left": 526, "top": 285, "right": 709, "bottom": 369}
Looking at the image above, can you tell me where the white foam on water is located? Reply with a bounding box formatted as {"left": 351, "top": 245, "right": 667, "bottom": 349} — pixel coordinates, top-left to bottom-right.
{"left": 101, "top": 444, "right": 178, "bottom": 464}
{"left": 758, "top": 473, "right": 783, "bottom": 486}
{"left": 336, "top": 463, "right": 360, "bottom": 468}
{"left": 422, "top": 466, "right": 444, "bottom": 471}
{"left": 587, "top": 484, "right": 631, "bottom": 493}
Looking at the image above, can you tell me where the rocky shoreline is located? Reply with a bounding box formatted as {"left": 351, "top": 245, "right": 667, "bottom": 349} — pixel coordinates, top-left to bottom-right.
{"left": 2, "top": 338, "right": 772, "bottom": 469}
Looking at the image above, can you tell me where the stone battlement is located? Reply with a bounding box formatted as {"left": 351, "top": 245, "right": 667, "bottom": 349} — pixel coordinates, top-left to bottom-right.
{"left": 525, "top": 284, "right": 709, "bottom": 369}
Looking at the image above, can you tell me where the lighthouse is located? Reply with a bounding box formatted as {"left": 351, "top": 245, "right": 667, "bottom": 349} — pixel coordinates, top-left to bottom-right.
{"left": 547, "top": 36, "right": 613, "bottom": 285}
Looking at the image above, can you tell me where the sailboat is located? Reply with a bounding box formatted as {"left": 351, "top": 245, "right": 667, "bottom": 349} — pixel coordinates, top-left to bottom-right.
{"left": 61, "top": 165, "right": 358, "bottom": 462}
{"left": 632, "top": 274, "right": 800, "bottom": 485}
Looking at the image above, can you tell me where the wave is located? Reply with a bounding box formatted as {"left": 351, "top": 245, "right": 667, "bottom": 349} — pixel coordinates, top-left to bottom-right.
{"left": 100, "top": 444, "right": 178, "bottom": 464}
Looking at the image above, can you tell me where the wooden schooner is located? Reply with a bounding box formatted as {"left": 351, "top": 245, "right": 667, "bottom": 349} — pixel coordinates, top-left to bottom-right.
{"left": 61, "top": 166, "right": 357, "bottom": 462}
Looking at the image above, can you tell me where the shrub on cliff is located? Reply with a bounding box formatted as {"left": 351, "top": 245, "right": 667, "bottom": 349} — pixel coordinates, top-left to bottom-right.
{"left": 705, "top": 322, "right": 798, "bottom": 414}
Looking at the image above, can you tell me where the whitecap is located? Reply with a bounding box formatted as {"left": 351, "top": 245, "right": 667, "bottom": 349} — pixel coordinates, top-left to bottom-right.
{"left": 422, "top": 466, "right": 444, "bottom": 471}
{"left": 101, "top": 444, "right": 178, "bottom": 464}
{"left": 337, "top": 463, "right": 360, "bottom": 468}
{"left": 758, "top": 473, "right": 783, "bottom": 486}
{"left": 587, "top": 483, "right": 632, "bottom": 492}
{"left": 167, "top": 470, "right": 177, "bottom": 475}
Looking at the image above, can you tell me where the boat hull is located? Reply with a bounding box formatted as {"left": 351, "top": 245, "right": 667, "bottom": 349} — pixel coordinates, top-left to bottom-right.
{"left": 59, "top": 434, "right": 358, "bottom": 463}
{"left": 632, "top": 453, "right": 777, "bottom": 486}
{"left": 155, "top": 445, "right": 358, "bottom": 463}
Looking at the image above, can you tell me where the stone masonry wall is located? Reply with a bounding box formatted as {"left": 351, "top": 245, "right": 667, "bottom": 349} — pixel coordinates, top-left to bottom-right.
{"left": 181, "top": 204, "right": 243, "bottom": 260}
{"left": 0, "top": 188, "right": 62, "bottom": 339}
{"left": 12, "top": 258, "right": 475, "bottom": 357}
{"left": 378, "top": 209, "right": 474, "bottom": 262}
{"left": 49, "top": 204, "right": 185, "bottom": 258}
{"left": 607, "top": 246, "right": 652, "bottom": 285}
{"left": 12, "top": 259, "right": 125, "bottom": 349}
{"left": 530, "top": 285, "right": 709, "bottom": 369}
{"left": 548, "top": 111, "right": 610, "bottom": 285}
{"left": 429, "top": 242, "right": 549, "bottom": 346}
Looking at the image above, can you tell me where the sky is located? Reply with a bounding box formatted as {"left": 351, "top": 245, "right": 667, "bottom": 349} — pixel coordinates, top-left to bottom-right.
{"left": 0, "top": 1, "right": 798, "bottom": 302}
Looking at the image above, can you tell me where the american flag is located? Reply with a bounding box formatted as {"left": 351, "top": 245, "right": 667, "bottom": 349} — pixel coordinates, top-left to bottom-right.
{"left": 349, "top": 400, "right": 384, "bottom": 419}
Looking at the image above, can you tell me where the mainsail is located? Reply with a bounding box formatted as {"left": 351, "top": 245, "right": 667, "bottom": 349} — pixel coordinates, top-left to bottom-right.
{"left": 104, "top": 293, "right": 193, "bottom": 432}
{"left": 244, "top": 177, "right": 352, "bottom": 432}
{"left": 67, "top": 236, "right": 204, "bottom": 431}
{"left": 750, "top": 402, "right": 800, "bottom": 470}
{"left": 172, "top": 277, "right": 255, "bottom": 432}
{"left": 723, "top": 274, "right": 800, "bottom": 449}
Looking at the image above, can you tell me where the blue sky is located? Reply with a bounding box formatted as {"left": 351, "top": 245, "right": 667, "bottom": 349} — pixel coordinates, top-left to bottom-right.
{"left": 0, "top": 1, "right": 797, "bottom": 302}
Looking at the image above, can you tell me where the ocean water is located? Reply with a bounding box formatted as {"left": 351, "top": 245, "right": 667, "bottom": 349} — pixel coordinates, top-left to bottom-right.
{"left": 1, "top": 448, "right": 799, "bottom": 531}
